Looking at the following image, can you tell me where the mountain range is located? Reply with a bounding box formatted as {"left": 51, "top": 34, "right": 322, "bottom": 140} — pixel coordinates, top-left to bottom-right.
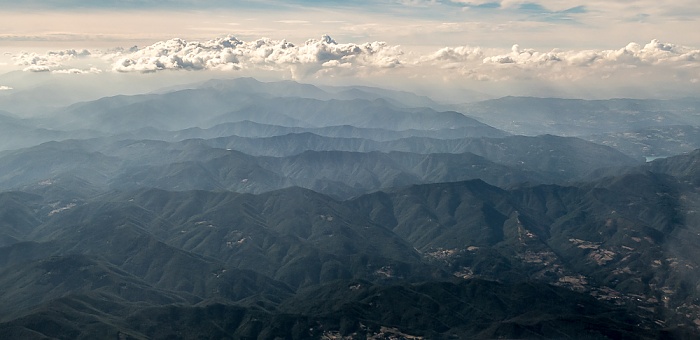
{"left": 0, "top": 132, "right": 640, "bottom": 199}
{"left": 0, "top": 77, "right": 698, "bottom": 339}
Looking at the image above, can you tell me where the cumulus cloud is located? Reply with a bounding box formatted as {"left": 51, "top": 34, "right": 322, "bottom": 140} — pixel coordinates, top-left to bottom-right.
{"left": 51, "top": 67, "right": 103, "bottom": 74}
{"left": 13, "top": 49, "right": 95, "bottom": 73}
{"left": 481, "top": 40, "right": 700, "bottom": 67}
{"left": 110, "top": 35, "right": 404, "bottom": 78}
{"left": 483, "top": 44, "right": 561, "bottom": 65}
{"left": 422, "top": 45, "right": 485, "bottom": 64}
{"left": 419, "top": 39, "right": 700, "bottom": 83}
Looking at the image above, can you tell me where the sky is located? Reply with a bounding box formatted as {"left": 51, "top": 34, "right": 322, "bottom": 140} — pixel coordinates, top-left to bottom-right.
{"left": 0, "top": 0, "right": 699, "bottom": 101}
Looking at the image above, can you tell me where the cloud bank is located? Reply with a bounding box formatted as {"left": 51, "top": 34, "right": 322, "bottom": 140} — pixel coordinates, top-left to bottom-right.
{"left": 101, "top": 36, "right": 700, "bottom": 84}
{"left": 419, "top": 39, "right": 700, "bottom": 83}
{"left": 7, "top": 35, "right": 700, "bottom": 98}
{"left": 110, "top": 35, "right": 403, "bottom": 78}
{"left": 12, "top": 49, "right": 102, "bottom": 74}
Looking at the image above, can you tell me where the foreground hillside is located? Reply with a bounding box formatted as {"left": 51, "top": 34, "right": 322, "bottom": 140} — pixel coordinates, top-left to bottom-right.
{"left": 1, "top": 150, "right": 699, "bottom": 338}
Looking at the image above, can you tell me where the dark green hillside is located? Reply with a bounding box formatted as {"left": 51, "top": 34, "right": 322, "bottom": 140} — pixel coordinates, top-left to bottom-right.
{"left": 0, "top": 279, "right": 669, "bottom": 340}
{"left": 23, "top": 203, "right": 295, "bottom": 301}
{"left": 283, "top": 279, "right": 663, "bottom": 339}
{"left": 646, "top": 149, "right": 700, "bottom": 185}
{"left": 1, "top": 170, "right": 699, "bottom": 337}
{"left": 0, "top": 254, "right": 191, "bottom": 322}
{"left": 0, "top": 192, "right": 43, "bottom": 246}
{"left": 344, "top": 168, "right": 700, "bottom": 330}
{"left": 102, "top": 187, "right": 442, "bottom": 288}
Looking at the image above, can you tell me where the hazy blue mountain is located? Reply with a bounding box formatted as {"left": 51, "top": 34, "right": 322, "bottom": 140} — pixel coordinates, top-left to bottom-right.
{"left": 195, "top": 77, "right": 333, "bottom": 99}
{"left": 106, "top": 149, "right": 544, "bottom": 198}
{"left": 194, "top": 77, "right": 446, "bottom": 109}
{"left": 45, "top": 89, "right": 260, "bottom": 132}
{"left": 0, "top": 70, "right": 221, "bottom": 116}
{"left": 42, "top": 82, "right": 491, "bottom": 133}
{"left": 116, "top": 120, "right": 508, "bottom": 143}
{"left": 0, "top": 133, "right": 640, "bottom": 199}
{"left": 203, "top": 133, "right": 640, "bottom": 179}
{"left": 457, "top": 96, "right": 700, "bottom": 136}
{"left": 112, "top": 152, "right": 291, "bottom": 193}
{"left": 584, "top": 125, "right": 700, "bottom": 160}
{"left": 0, "top": 110, "right": 21, "bottom": 122}
{"left": 260, "top": 150, "right": 546, "bottom": 196}
{"left": 0, "top": 141, "right": 122, "bottom": 190}
{"left": 320, "top": 84, "right": 445, "bottom": 109}
{"left": 0, "top": 71, "right": 107, "bottom": 115}
{"left": 207, "top": 97, "right": 487, "bottom": 131}
{"left": 0, "top": 111, "right": 101, "bottom": 151}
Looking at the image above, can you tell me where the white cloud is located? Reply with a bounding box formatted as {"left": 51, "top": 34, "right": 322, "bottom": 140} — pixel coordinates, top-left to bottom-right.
{"left": 0, "top": 85, "right": 12, "bottom": 91}
{"left": 416, "top": 39, "right": 700, "bottom": 83}
{"left": 13, "top": 49, "right": 95, "bottom": 73}
{"left": 423, "top": 45, "right": 485, "bottom": 63}
{"left": 110, "top": 35, "right": 404, "bottom": 78}
{"left": 22, "top": 65, "right": 52, "bottom": 72}
{"left": 552, "top": 40, "right": 696, "bottom": 69}
{"left": 483, "top": 44, "right": 562, "bottom": 65}
{"left": 450, "top": 0, "right": 500, "bottom": 5}
{"left": 51, "top": 67, "right": 103, "bottom": 74}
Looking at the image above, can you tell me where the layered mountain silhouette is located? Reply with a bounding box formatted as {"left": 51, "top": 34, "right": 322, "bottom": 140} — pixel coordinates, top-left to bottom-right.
{"left": 0, "top": 133, "right": 639, "bottom": 199}
{"left": 0, "top": 77, "right": 698, "bottom": 338}
{"left": 458, "top": 96, "right": 700, "bottom": 136}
